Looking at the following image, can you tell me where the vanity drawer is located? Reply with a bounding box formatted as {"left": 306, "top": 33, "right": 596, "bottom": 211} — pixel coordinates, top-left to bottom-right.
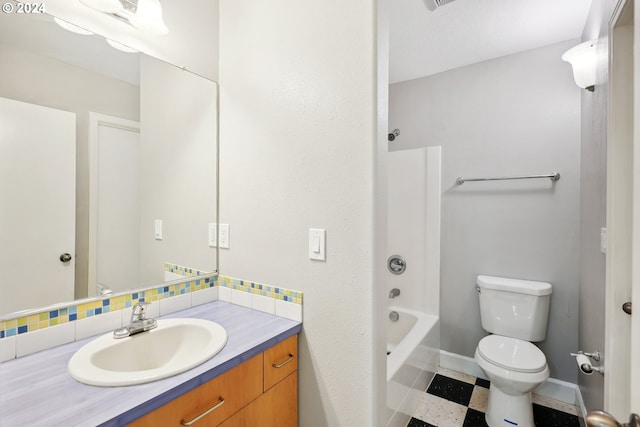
{"left": 128, "top": 354, "right": 263, "bottom": 427}
{"left": 218, "top": 371, "right": 298, "bottom": 427}
{"left": 263, "top": 334, "right": 298, "bottom": 391}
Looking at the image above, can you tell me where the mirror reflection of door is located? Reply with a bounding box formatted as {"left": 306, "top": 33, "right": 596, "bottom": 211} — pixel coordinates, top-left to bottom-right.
{"left": 94, "top": 116, "right": 141, "bottom": 296}
{"left": 0, "top": 97, "right": 75, "bottom": 315}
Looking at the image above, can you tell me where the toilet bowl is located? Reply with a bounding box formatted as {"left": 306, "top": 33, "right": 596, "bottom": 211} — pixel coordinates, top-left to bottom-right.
{"left": 474, "top": 275, "right": 553, "bottom": 427}
{"left": 475, "top": 335, "right": 549, "bottom": 427}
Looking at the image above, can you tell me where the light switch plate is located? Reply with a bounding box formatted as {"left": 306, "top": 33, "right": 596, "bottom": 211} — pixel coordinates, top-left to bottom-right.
{"left": 219, "top": 224, "right": 230, "bottom": 249}
{"left": 154, "top": 219, "right": 163, "bottom": 240}
{"left": 208, "top": 223, "right": 217, "bottom": 247}
{"left": 600, "top": 227, "right": 607, "bottom": 254}
{"left": 309, "top": 228, "right": 326, "bottom": 261}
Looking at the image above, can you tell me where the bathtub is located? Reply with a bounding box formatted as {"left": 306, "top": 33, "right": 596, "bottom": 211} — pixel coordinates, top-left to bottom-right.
{"left": 386, "top": 306, "right": 439, "bottom": 427}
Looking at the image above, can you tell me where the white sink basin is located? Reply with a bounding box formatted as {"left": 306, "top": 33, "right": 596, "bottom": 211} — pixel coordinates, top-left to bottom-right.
{"left": 68, "top": 318, "right": 227, "bottom": 387}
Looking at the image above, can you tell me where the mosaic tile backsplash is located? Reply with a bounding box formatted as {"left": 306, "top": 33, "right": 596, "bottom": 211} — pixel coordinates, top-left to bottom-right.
{"left": 0, "top": 274, "right": 302, "bottom": 340}
{"left": 164, "top": 262, "right": 210, "bottom": 278}
{"left": 218, "top": 276, "right": 303, "bottom": 305}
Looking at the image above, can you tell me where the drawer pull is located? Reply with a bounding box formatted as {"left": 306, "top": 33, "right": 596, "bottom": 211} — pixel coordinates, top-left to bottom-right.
{"left": 180, "top": 396, "right": 225, "bottom": 426}
{"left": 272, "top": 353, "right": 295, "bottom": 368}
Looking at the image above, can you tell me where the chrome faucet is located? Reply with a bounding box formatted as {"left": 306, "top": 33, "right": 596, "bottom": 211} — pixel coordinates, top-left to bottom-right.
{"left": 113, "top": 302, "right": 158, "bottom": 339}
{"left": 389, "top": 288, "right": 400, "bottom": 299}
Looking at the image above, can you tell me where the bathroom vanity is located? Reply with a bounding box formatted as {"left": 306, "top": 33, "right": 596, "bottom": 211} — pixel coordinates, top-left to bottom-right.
{"left": 0, "top": 301, "right": 301, "bottom": 427}
{"left": 128, "top": 334, "right": 298, "bottom": 427}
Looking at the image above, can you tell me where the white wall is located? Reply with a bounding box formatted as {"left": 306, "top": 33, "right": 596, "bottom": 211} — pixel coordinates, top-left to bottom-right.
{"left": 219, "top": 1, "right": 381, "bottom": 425}
{"left": 389, "top": 41, "right": 581, "bottom": 382}
{"left": 139, "top": 55, "right": 217, "bottom": 283}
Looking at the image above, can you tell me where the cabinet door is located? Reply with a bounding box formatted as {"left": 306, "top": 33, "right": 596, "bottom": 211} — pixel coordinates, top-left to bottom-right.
{"left": 219, "top": 371, "right": 298, "bottom": 427}
{"left": 128, "top": 354, "right": 263, "bottom": 427}
{"left": 263, "top": 334, "right": 298, "bottom": 391}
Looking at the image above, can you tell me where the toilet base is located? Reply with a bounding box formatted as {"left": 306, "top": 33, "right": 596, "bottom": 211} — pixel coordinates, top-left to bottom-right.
{"left": 485, "top": 384, "right": 534, "bottom": 427}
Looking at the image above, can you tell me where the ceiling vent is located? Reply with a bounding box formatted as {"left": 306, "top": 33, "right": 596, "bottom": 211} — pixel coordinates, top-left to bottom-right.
{"left": 424, "top": 0, "right": 457, "bottom": 11}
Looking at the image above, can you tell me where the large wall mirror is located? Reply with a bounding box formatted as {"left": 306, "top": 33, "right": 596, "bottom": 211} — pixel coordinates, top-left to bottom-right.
{"left": 0, "top": 10, "right": 218, "bottom": 317}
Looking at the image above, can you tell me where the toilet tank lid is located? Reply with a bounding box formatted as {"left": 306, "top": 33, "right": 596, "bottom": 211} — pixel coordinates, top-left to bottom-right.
{"left": 477, "top": 275, "right": 552, "bottom": 296}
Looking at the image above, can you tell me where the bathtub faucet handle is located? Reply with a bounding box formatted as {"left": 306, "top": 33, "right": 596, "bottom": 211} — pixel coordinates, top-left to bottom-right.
{"left": 389, "top": 288, "right": 400, "bottom": 299}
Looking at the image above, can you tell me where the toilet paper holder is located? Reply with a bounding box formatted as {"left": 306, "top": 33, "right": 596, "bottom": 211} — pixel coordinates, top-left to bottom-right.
{"left": 571, "top": 350, "right": 603, "bottom": 375}
{"left": 571, "top": 350, "right": 601, "bottom": 361}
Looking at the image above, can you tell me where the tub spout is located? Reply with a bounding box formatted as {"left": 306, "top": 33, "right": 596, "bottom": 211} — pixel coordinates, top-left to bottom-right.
{"left": 389, "top": 288, "right": 400, "bottom": 298}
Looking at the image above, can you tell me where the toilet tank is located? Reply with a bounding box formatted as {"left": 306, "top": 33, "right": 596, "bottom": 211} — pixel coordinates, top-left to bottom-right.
{"left": 477, "top": 275, "right": 552, "bottom": 342}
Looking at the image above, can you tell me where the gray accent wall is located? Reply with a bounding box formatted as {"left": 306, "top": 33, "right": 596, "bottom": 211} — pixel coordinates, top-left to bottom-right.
{"left": 389, "top": 40, "right": 581, "bottom": 382}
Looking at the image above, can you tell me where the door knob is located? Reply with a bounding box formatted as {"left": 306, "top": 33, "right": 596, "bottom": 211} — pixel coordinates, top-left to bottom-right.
{"left": 586, "top": 410, "right": 640, "bottom": 427}
{"left": 622, "top": 301, "right": 632, "bottom": 315}
{"left": 59, "top": 253, "right": 72, "bottom": 263}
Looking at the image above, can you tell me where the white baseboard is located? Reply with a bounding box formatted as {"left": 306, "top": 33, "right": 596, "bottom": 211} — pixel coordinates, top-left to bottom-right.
{"left": 439, "top": 350, "right": 583, "bottom": 408}
{"left": 439, "top": 349, "right": 486, "bottom": 379}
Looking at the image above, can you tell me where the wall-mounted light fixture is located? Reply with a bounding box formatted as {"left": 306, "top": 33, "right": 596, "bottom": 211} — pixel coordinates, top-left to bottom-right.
{"left": 53, "top": 17, "right": 94, "bottom": 35}
{"left": 79, "top": 0, "right": 168, "bottom": 35}
{"left": 53, "top": 16, "right": 139, "bottom": 53}
{"left": 562, "top": 40, "right": 597, "bottom": 92}
{"left": 106, "top": 38, "right": 139, "bottom": 53}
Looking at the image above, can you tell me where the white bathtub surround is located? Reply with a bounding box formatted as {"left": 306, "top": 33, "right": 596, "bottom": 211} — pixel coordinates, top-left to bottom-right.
{"left": 386, "top": 147, "right": 441, "bottom": 316}
{"left": 386, "top": 307, "right": 440, "bottom": 427}
{"left": 386, "top": 147, "right": 441, "bottom": 427}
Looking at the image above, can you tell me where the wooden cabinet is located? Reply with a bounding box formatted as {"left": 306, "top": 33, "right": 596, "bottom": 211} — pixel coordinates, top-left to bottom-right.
{"left": 127, "top": 334, "right": 298, "bottom": 427}
{"left": 219, "top": 371, "right": 297, "bottom": 427}
{"left": 264, "top": 334, "right": 298, "bottom": 391}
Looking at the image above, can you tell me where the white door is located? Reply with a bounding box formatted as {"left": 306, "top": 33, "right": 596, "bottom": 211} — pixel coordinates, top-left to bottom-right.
{"left": 88, "top": 113, "right": 140, "bottom": 296}
{"left": 0, "top": 97, "right": 75, "bottom": 315}
{"left": 605, "top": 0, "right": 639, "bottom": 419}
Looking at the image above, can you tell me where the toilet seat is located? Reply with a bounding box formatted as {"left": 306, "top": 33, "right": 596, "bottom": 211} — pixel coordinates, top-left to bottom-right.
{"left": 477, "top": 335, "right": 546, "bottom": 373}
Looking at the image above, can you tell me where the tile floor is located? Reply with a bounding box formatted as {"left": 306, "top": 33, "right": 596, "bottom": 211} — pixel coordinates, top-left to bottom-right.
{"left": 407, "top": 368, "right": 581, "bottom": 427}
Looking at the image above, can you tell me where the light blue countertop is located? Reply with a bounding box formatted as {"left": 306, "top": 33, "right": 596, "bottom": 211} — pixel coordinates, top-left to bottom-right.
{"left": 0, "top": 301, "right": 302, "bottom": 427}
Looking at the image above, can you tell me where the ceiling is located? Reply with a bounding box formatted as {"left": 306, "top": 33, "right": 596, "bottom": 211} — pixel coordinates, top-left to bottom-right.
{"left": 389, "top": 0, "right": 593, "bottom": 83}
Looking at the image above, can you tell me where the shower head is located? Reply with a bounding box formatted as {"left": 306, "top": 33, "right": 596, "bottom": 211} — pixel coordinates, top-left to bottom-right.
{"left": 388, "top": 129, "right": 400, "bottom": 142}
{"left": 423, "top": 0, "right": 457, "bottom": 11}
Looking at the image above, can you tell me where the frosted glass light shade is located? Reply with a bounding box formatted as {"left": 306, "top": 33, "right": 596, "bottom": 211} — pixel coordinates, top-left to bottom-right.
{"left": 562, "top": 40, "right": 597, "bottom": 91}
{"left": 79, "top": 0, "right": 123, "bottom": 14}
{"left": 128, "top": 0, "right": 169, "bottom": 35}
{"left": 54, "top": 17, "right": 94, "bottom": 35}
{"left": 106, "top": 39, "right": 138, "bottom": 53}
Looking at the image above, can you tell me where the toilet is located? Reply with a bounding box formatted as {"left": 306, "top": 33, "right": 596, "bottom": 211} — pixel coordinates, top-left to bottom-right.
{"left": 474, "top": 275, "right": 552, "bottom": 427}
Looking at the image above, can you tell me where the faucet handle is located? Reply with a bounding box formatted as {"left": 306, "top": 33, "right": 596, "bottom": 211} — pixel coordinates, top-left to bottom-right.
{"left": 131, "top": 301, "right": 150, "bottom": 321}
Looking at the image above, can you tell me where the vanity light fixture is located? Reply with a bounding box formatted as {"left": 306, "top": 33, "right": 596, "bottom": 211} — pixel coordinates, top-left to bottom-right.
{"left": 53, "top": 17, "right": 94, "bottom": 35}
{"left": 78, "top": 0, "right": 169, "bottom": 35}
{"left": 106, "top": 38, "right": 139, "bottom": 53}
{"left": 562, "top": 40, "right": 597, "bottom": 92}
{"left": 79, "top": 0, "right": 123, "bottom": 13}
{"left": 128, "top": 0, "right": 168, "bottom": 35}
